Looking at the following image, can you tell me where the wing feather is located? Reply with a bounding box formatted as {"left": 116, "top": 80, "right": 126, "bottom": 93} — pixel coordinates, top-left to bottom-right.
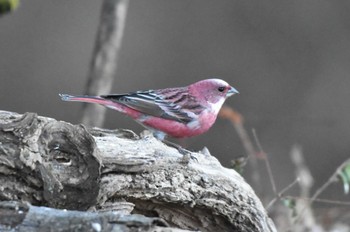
{"left": 101, "top": 88, "right": 204, "bottom": 124}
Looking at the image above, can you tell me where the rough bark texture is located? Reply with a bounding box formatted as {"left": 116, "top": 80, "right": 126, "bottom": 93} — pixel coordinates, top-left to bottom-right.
{"left": 0, "top": 110, "right": 276, "bottom": 232}
{"left": 0, "top": 201, "right": 175, "bottom": 232}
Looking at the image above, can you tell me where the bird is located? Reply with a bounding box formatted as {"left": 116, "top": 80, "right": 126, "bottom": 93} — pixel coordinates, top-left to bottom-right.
{"left": 59, "top": 79, "right": 238, "bottom": 141}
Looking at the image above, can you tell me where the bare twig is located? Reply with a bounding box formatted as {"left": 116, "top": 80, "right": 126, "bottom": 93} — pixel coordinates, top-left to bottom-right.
{"left": 289, "top": 145, "right": 317, "bottom": 230}
{"left": 220, "top": 107, "right": 256, "bottom": 159}
{"left": 219, "top": 107, "right": 261, "bottom": 192}
{"left": 284, "top": 196, "right": 350, "bottom": 206}
{"left": 290, "top": 145, "right": 314, "bottom": 198}
{"left": 252, "top": 129, "right": 277, "bottom": 195}
{"left": 293, "top": 157, "right": 350, "bottom": 227}
{"left": 266, "top": 178, "right": 300, "bottom": 210}
{"left": 81, "top": 0, "right": 129, "bottom": 127}
{"left": 310, "top": 158, "right": 350, "bottom": 204}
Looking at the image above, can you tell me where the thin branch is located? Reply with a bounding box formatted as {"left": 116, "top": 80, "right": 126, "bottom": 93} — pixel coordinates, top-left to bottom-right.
{"left": 218, "top": 107, "right": 262, "bottom": 193}
{"left": 252, "top": 129, "right": 277, "bottom": 195}
{"left": 293, "top": 158, "right": 350, "bottom": 225}
{"left": 81, "top": 0, "right": 129, "bottom": 127}
{"left": 284, "top": 196, "right": 350, "bottom": 206}
{"left": 290, "top": 145, "right": 314, "bottom": 198}
{"left": 310, "top": 158, "right": 350, "bottom": 203}
{"left": 266, "top": 178, "right": 300, "bottom": 210}
{"left": 288, "top": 144, "right": 317, "bottom": 230}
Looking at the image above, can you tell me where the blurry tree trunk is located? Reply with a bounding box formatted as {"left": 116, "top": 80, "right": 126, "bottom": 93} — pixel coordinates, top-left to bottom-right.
{"left": 0, "top": 110, "right": 277, "bottom": 232}
{"left": 81, "top": 0, "right": 129, "bottom": 127}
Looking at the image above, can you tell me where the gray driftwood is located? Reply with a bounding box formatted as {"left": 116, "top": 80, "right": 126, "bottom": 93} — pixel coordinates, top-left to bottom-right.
{"left": 0, "top": 110, "right": 276, "bottom": 232}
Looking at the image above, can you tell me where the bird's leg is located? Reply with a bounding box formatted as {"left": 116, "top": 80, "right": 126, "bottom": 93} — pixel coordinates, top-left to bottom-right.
{"left": 162, "top": 139, "right": 198, "bottom": 163}
{"left": 152, "top": 131, "right": 196, "bottom": 162}
{"left": 153, "top": 130, "right": 167, "bottom": 141}
{"left": 162, "top": 139, "right": 190, "bottom": 154}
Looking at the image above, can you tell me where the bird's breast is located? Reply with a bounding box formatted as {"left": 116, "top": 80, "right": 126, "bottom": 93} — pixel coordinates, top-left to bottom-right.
{"left": 138, "top": 112, "right": 216, "bottom": 138}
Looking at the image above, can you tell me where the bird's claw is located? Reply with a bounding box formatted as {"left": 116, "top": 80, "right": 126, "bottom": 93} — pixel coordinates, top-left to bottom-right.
{"left": 178, "top": 147, "right": 198, "bottom": 163}
{"left": 163, "top": 140, "right": 198, "bottom": 163}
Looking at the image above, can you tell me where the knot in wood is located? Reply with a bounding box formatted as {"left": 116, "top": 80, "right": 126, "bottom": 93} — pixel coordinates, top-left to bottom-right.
{"left": 38, "top": 121, "right": 101, "bottom": 210}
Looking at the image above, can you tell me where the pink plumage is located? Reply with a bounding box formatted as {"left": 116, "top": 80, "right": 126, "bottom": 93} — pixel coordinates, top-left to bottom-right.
{"left": 59, "top": 79, "right": 238, "bottom": 140}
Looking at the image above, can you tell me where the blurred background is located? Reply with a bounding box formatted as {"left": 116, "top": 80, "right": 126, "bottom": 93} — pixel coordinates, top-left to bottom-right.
{"left": 0, "top": 0, "right": 350, "bottom": 228}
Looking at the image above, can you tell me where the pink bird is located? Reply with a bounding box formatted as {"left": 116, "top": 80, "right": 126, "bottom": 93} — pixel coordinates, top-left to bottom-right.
{"left": 59, "top": 79, "right": 238, "bottom": 140}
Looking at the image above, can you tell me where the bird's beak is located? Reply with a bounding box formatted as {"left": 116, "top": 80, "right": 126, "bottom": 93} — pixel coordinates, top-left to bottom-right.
{"left": 226, "top": 86, "right": 239, "bottom": 97}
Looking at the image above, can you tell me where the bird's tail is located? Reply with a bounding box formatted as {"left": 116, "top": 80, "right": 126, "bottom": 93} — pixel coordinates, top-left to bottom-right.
{"left": 59, "top": 93, "right": 128, "bottom": 114}
{"left": 59, "top": 94, "right": 106, "bottom": 104}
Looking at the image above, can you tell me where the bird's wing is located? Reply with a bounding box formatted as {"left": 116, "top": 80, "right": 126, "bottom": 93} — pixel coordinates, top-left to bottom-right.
{"left": 101, "top": 88, "right": 204, "bottom": 124}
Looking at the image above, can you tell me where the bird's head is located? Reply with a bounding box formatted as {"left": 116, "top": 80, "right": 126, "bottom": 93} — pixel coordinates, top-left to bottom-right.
{"left": 188, "top": 78, "right": 238, "bottom": 113}
{"left": 189, "top": 78, "right": 238, "bottom": 102}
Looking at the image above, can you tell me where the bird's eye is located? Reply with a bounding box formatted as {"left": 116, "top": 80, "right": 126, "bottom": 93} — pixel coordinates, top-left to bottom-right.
{"left": 218, "top": 86, "right": 225, "bottom": 92}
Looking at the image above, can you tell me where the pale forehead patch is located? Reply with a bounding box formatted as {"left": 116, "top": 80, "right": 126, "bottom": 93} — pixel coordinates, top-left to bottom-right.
{"left": 207, "top": 78, "right": 229, "bottom": 86}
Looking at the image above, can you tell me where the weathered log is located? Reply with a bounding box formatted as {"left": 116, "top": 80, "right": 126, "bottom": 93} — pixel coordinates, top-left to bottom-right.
{"left": 0, "top": 110, "right": 276, "bottom": 232}
{"left": 0, "top": 201, "right": 180, "bottom": 232}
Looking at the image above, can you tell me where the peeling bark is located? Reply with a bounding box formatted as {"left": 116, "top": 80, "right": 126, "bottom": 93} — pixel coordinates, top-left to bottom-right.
{"left": 0, "top": 110, "right": 276, "bottom": 232}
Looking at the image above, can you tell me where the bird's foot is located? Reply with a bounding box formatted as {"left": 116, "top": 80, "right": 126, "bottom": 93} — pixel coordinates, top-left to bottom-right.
{"left": 163, "top": 140, "right": 197, "bottom": 163}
